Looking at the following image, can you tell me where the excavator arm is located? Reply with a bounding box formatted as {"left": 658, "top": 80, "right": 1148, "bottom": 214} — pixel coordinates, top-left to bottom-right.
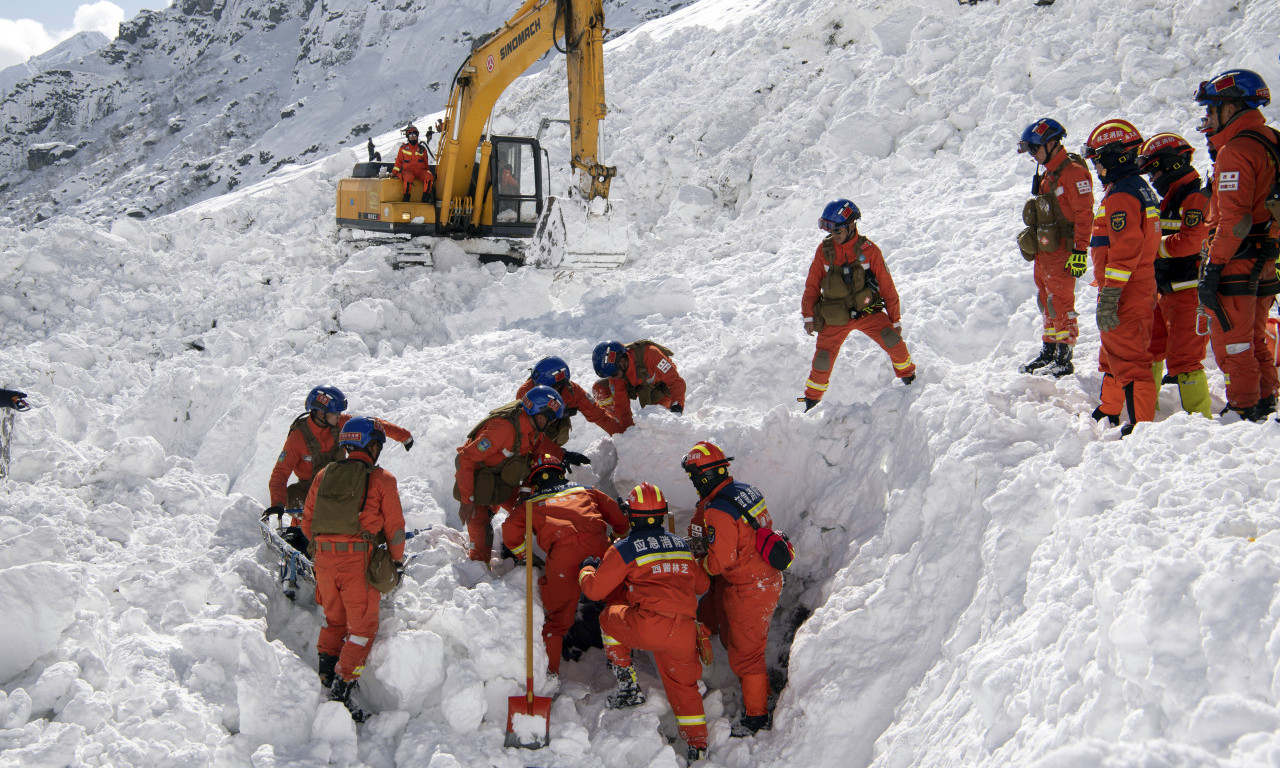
{"left": 435, "top": 0, "right": 615, "bottom": 233}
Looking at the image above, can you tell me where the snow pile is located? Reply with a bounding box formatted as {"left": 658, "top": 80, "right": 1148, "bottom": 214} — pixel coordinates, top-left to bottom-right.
{"left": 2, "top": 0, "right": 1280, "bottom": 767}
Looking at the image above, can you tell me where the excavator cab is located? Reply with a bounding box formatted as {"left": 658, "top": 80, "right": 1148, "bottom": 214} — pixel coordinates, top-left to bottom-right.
{"left": 488, "top": 137, "right": 544, "bottom": 238}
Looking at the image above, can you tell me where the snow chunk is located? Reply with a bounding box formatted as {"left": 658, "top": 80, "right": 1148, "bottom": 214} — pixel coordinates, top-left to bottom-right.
{"left": 440, "top": 661, "right": 486, "bottom": 733}
{"left": 0, "top": 563, "right": 81, "bottom": 681}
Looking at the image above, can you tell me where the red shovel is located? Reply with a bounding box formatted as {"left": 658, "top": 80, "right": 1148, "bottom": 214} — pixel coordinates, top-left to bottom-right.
{"left": 505, "top": 500, "right": 552, "bottom": 749}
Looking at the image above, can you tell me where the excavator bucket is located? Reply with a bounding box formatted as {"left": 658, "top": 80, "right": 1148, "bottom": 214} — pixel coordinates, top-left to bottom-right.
{"left": 528, "top": 195, "right": 629, "bottom": 270}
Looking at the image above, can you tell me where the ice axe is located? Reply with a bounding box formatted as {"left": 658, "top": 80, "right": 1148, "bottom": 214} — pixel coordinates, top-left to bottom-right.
{"left": 505, "top": 499, "right": 552, "bottom": 749}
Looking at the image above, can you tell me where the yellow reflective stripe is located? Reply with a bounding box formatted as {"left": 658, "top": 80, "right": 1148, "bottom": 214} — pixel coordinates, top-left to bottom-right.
{"left": 635, "top": 551, "right": 696, "bottom": 566}
{"left": 805, "top": 379, "right": 829, "bottom": 392}
{"left": 746, "top": 499, "right": 766, "bottom": 518}
{"left": 676, "top": 714, "right": 706, "bottom": 726}
{"left": 1170, "top": 279, "right": 1198, "bottom": 291}
{"left": 1160, "top": 219, "right": 1182, "bottom": 231}
{"left": 527, "top": 487, "right": 584, "bottom": 504}
{"left": 510, "top": 541, "right": 527, "bottom": 556}
{"left": 602, "top": 634, "right": 620, "bottom": 646}
{"left": 893, "top": 358, "right": 913, "bottom": 371}
{"left": 1158, "top": 239, "right": 1172, "bottom": 259}
{"left": 1104, "top": 268, "right": 1132, "bottom": 282}
{"left": 1145, "top": 208, "right": 1159, "bottom": 219}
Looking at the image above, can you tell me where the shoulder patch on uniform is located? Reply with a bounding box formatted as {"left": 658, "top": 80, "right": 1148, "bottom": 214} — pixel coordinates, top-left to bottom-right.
{"left": 477, "top": 438, "right": 491, "bottom": 452}
{"left": 1076, "top": 180, "right": 1091, "bottom": 195}
{"left": 277, "top": 451, "right": 287, "bottom": 462}
{"left": 1218, "top": 171, "right": 1239, "bottom": 192}
{"left": 706, "top": 525, "right": 715, "bottom": 544}
{"left": 1184, "top": 210, "right": 1202, "bottom": 228}
{"left": 1110, "top": 211, "right": 1127, "bottom": 231}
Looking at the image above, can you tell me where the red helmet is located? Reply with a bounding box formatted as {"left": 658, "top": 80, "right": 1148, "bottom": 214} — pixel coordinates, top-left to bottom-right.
{"left": 681, "top": 441, "right": 733, "bottom": 497}
{"left": 1083, "top": 119, "right": 1143, "bottom": 162}
{"left": 1137, "top": 132, "right": 1194, "bottom": 176}
{"left": 528, "top": 453, "right": 566, "bottom": 488}
{"left": 626, "top": 482, "right": 669, "bottom": 517}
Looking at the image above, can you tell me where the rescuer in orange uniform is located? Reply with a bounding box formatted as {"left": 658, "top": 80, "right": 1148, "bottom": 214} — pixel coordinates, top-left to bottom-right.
{"left": 265, "top": 385, "right": 413, "bottom": 516}
{"left": 579, "top": 483, "right": 711, "bottom": 762}
{"left": 302, "top": 417, "right": 406, "bottom": 722}
{"left": 591, "top": 340, "right": 686, "bottom": 432}
{"left": 502, "top": 454, "right": 629, "bottom": 673}
{"left": 800, "top": 199, "right": 915, "bottom": 410}
{"left": 1016, "top": 118, "right": 1095, "bottom": 377}
{"left": 454, "top": 386, "right": 566, "bottom": 563}
{"left": 681, "top": 441, "right": 783, "bottom": 737}
{"left": 1084, "top": 120, "right": 1161, "bottom": 434}
{"left": 517, "top": 356, "right": 623, "bottom": 442}
{"left": 1137, "top": 132, "right": 1212, "bottom": 417}
{"left": 1195, "top": 69, "right": 1280, "bottom": 421}
{"left": 392, "top": 124, "right": 434, "bottom": 203}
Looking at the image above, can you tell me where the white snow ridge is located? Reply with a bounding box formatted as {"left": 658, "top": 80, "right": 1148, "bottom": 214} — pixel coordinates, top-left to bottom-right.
{"left": 3, "top": 0, "right": 1280, "bottom": 767}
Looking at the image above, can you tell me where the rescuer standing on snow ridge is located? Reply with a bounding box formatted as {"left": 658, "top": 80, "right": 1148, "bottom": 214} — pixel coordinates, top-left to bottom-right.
{"left": 1015, "top": 118, "right": 1095, "bottom": 377}
{"left": 1084, "top": 119, "right": 1160, "bottom": 434}
{"left": 1137, "top": 132, "right": 1212, "bottom": 417}
{"left": 302, "top": 417, "right": 406, "bottom": 722}
{"left": 1194, "top": 68, "right": 1280, "bottom": 421}
{"left": 800, "top": 199, "right": 916, "bottom": 411}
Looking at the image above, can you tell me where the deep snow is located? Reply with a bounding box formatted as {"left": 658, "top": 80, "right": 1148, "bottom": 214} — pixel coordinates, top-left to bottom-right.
{"left": 3, "top": 0, "right": 1280, "bottom": 767}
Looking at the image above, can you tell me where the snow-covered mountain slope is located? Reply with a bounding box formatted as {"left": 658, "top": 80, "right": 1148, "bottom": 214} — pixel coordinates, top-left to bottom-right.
{"left": 3, "top": 0, "right": 1280, "bottom": 767}
{"left": 0, "top": 30, "right": 110, "bottom": 99}
{"left": 0, "top": 0, "right": 682, "bottom": 226}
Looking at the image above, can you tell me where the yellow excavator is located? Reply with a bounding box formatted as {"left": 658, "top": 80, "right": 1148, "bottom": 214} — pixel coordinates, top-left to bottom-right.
{"left": 334, "top": 0, "right": 626, "bottom": 269}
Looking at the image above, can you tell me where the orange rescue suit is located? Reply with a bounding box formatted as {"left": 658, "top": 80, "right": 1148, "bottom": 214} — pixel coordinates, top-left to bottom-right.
{"left": 454, "top": 410, "right": 563, "bottom": 561}
{"left": 1203, "top": 111, "right": 1280, "bottom": 412}
{"left": 393, "top": 141, "right": 434, "bottom": 199}
{"left": 580, "top": 523, "right": 710, "bottom": 751}
{"left": 302, "top": 452, "right": 405, "bottom": 683}
{"left": 516, "top": 378, "right": 623, "bottom": 436}
{"left": 801, "top": 235, "right": 915, "bottom": 399}
{"left": 1032, "top": 148, "right": 1095, "bottom": 345}
{"left": 689, "top": 478, "right": 782, "bottom": 719}
{"left": 502, "top": 482, "right": 629, "bottom": 672}
{"left": 594, "top": 342, "right": 686, "bottom": 431}
{"left": 269, "top": 414, "right": 411, "bottom": 508}
{"left": 1090, "top": 171, "right": 1161, "bottom": 424}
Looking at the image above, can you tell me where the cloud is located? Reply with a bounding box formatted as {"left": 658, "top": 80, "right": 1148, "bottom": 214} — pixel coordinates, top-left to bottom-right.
{"left": 0, "top": 2, "right": 125, "bottom": 70}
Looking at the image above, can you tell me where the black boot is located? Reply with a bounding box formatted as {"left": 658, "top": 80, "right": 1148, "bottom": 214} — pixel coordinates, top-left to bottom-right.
{"left": 797, "top": 397, "right": 819, "bottom": 412}
{"left": 1251, "top": 394, "right": 1277, "bottom": 421}
{"left": 606, "top": 662, "right": 645, "bottom": 709}
{"left": 1044, "top": 343, "right": 1074, "bottom": 377}
{"left": 686, "top": 744, "right": 708, "bottom": 761}
{"left": 1020, "top": 342, "right": 1057, "bottom": 374}
{"left": 1091, "top": 406, "right": 1120, "bottom": 427}
{"left": 328, "top": 677, "right": 367, "bottom": 722}
{"left": 731, "top": 713, "right": 772, "bottom": 737}
{"left": 401, "top": 192, "right": 411, "bottom": 202}
{"left": 317, "top": 653, "right": 339, "bottom": 689}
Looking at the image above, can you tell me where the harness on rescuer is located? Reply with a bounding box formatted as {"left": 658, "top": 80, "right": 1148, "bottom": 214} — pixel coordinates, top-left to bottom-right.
{"left": 453, "top": 387, "right": 565, "bottom": 506}
{"left": 812, "top": 236, "right": 882, "bottom": 331}
{"left": 1017, "top": 120, "right": 1087, "bottom": 261}
{"left": 623, "top": 340, "right": 677, "bottom": 406}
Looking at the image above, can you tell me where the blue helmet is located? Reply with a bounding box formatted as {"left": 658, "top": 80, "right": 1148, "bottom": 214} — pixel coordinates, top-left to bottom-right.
{"left": 818, "top": 199, "right": 860, "bottom": 232}
{"left": 338, "top": 417, "right": 385, "bottom": 450}
{"left": 1018, "top": 118, "right": 1066, "bottom": 154}
{"left": 306, "top": 385, "right": 347, "bottom": 414}
{"left": 531, "top": 356, "right": 571, "bottom": 389}
{"left": 592, "top": 341, "right": 627, "bottom": 377}
{"left": 1196, "top": 69, "right": 1271, "bottom": 109}
{"left": 521, "top": 385, "right": 565, "bottom": 420}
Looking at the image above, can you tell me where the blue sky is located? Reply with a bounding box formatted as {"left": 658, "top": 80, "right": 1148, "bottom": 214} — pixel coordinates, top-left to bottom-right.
{"left": 0, "top": 1, "right": 163, "bottom": 69}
